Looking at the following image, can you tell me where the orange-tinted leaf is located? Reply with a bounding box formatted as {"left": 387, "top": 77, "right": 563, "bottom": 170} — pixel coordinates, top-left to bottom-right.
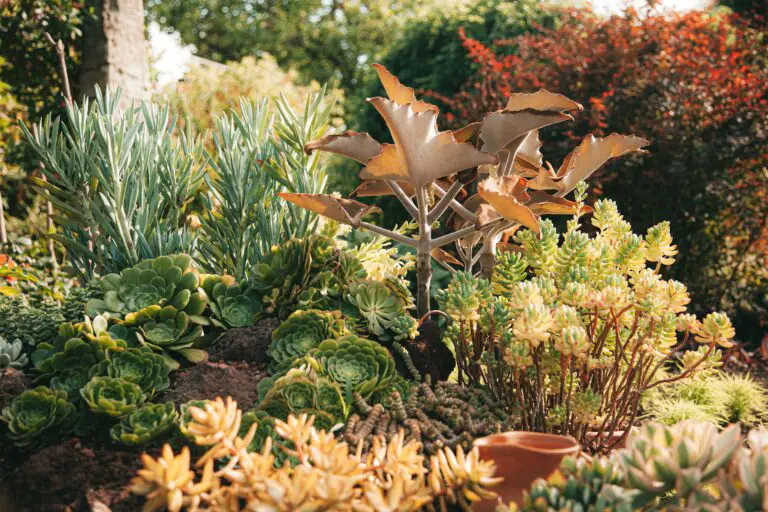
{"left": 480, "top": 109, "right": 572, "bottom": 156}
{"left": 526, "top": 191, "right": 592, "bottom": 215}
{"left": 372, "top": 64, "right": 439, "bottom": 113}
{"left": 279, "top": 193, "right": 380, "bottom": 227}
{"left": 453, "top": 122, "right": 482, "bottom": 143}
{"left": 304, "top": 131, "right": 382, "bottom": 165}
{"left": 478, "top": 176, "right": 540, "bottom": 233}
{"left": 362, "top": 98, "right": 497, "bottom": 187}
{"left": 431, "top": 247, "right": 462, "bottom": 265}
{"left": 505, "top": 90, "right": 583, "bottom": 113}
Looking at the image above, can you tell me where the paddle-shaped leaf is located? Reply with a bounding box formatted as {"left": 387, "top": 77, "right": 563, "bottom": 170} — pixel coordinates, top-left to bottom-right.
{"left": 478, "top": 176, "right": 540, "bottom": 233}
{"left": 505, "top": 90, "right": 583, "bottom": 113}
{"left": 361, "top": 97, "right": 497, "bottom": 187}
{"left": 304, "top": 131, "right": 382, "bottom": 165}
{"left": 278, "top": 193, "right": 380, "bottom": 227}
{"left": 372, "top": 64, "right": 439, "bottom": 113}
{"left": 480, "top": 109, "right": 572, "bottom": 156}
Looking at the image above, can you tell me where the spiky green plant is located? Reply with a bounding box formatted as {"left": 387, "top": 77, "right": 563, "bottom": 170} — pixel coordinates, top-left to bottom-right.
{"left": 124, "top": 305, "right": 206, "bottom": 368}
{"left": 200, "top": 274, "right": 261, "bottom": 328}
{"left": 80, "top": 376, "right": 146, "bottom": 418}
{"left": 91, "top": 347, "right": 170, "bottom": 397}
{"left": 267, "top": 309, "right": 347, "bottom": 371}
{"left": 0, "top": 336, "right": 27, "bottom": 369}
{"left": 1, "top": 386, "right": 77, "bottom": 448}
{"left": 110, "top": 402, "right": 179, "bottom": 446}
{"left": 713, "top": 373, "right": 767, "bottom": 426}
{"left": 648, "top": 397, "right": 725, "bottom": 426}
{"left": 85, "top": 254, "right": 206, "bottom": 320}
{"left": 307, "top": 335, "right": 397, "bottom": 400}
{"left": 22, "top": 88, "right": 206, "bottom": 278}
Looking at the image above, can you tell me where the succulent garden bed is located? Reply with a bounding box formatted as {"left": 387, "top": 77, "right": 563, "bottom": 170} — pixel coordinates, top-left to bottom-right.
{"left": 1, "top": 66, "right": 766, "bottom": 511}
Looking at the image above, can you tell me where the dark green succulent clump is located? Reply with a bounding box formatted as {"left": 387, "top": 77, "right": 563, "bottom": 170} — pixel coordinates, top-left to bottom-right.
{"left": 1, "top": 386, "right": 77, "bottom": 448}
{"left": 110, "top": 402, "right": 179, "bottom": 446}
{"left": 344, "top": 378, "right": 509, "bottom": 455}
{"left": 0, "top": 295, "right": 62, "bottom": 346}
{"left": 123, "top": 305, "right": 206, "bottom": 368}
{"left": 200, "top": 274, "right": 262, "bottom": 328}
{"left": 91, "top": 348, "right": 170, "bottom": 396}
{"left": 60, "top": 280, "right": 104, "bottom": 323}
{"left": 0, "top": 336, "right": 28, "bottom": 369}
{"left": 520, "top": 456, "right": 633, "bottom": 511}
{"left": 239, "top": 410, "right": 296, "bottom": 466}
{"left": 85, "top": 254, "right": 206, "bottom": 319}
{"left": 308, "top": 335, "right": 397, "bottom": 399}
{"left": 80, "top": 376, "right": 146, "bottom": 418}
{"left": 267, "top": 309, "right": 347, "bottom": 371}
{"left": 259, "top": 369, "right": 346, "bottom": 427}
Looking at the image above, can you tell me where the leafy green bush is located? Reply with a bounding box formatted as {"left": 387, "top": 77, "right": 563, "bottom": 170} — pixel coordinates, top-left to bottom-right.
{"left": 110, "top": 402, "right": 179, "bottom": 446}
{"left": 1, "top": 386, "right": 77, "bottom": 448}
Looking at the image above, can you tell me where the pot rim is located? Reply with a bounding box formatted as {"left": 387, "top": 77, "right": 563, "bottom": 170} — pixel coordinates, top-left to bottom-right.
{"left": 474, "top": 431, "right": 580, "bottom": 455}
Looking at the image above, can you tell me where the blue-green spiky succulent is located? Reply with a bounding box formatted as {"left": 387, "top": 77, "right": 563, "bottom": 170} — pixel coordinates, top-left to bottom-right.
{"left": 110, "top": 402, "right": 179, "bottom": 446}
{"left": 85, "top": 254, "right": 206, "bottom": 319}
{"left": 1, "top": 386, "right": 77, "bottom": 448}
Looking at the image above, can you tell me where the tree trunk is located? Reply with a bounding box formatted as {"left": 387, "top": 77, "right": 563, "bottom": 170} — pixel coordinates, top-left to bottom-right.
{"left": 80, "top": 0, "right": 149, "bottom": 106}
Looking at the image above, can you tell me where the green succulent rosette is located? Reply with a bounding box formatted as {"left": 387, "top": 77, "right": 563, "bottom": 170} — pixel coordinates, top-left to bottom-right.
{"left": 267, "top": 309, "right": 347, "bottom": 372}
{"left": 200, "top": 274, "right": 262, "bottom": 328}
{"left": 258, "top": 369, "right": 347, "bottom": 425}
{"left": 345, "top": 280, "right": 405, "bottom": 336}
{"left": 124, "top": 305, "right": 206, "bottom": 368}
{"left": 178, "top": 399, "right": 208, "bottom": 439}
{"left": 80, "top": 376, "right": 145, "bottom": 418}
{"left": 90, "top": 347, "right": 170, "bottom": 396}
{"left": 110, "top": 402, "right": 179, "bottom": 446}
{"left": 1, "top": 386, "right": 77, "bottom": 448}
{"left": 308, "top": 335, "right": 397, "bottom": 400}
{"left": 253, "top": 238, "right": 314, "bottom": 315}
{"left": 85, "top": 254, "right": 206, "bottom": 319}
{"left": 0, "top": 336, "right": 28, "bottom": 369}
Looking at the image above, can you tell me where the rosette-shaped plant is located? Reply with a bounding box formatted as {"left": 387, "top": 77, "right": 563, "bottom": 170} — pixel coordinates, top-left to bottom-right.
{"left": 620, "top": 421, "right": 741, "bottom": 507}
{"left": 346, "top": 280, "right": 406, "bottom": 336}
{"left": 0, "top": 336, "right": 27, "bottom": 369}
{"left": 259, "top": 369, "right": 347, "bottom": 425}
{"left": 1, "top": 386, "right": 77, "bottom": 448}
{"left": 125, "top": 305, "right": 206, "bottom": 368}
{"left": 110, "top": 402, "right": 179, "bottom": 446}
{"left": 267, "top": 309, "right": 347, "bottom": 371}
{"left": 200, "top": 274, "right": 262, "bottom": 328}
{"left": 252, "top": 237, "right": 314, "bottom": 315}
{"left": 91, "top": 347, "right": 170, "bottom": 396}
{"left": 85, "top": 254, "right": 206, "bottom": 319}
{"left": 80, "top": 376, "right": 146, "bottom": 418}
{"left": 308, "top": 335, "right": 397, "bottom": 399}
{"left": 721, "top": 427, "right": 768, "bottom": 511}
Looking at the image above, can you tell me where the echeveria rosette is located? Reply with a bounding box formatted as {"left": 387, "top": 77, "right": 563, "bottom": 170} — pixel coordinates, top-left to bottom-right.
{"left": 252, "top": 238, "right": 314, "bottom": 316}
{"left": 1, "top": 386, "right": 77, "bottom": 448}
{"left": 308, "top": 335, "right": 397, "bottom": 400}
{"left": 200, "top": 274, "right": 262, "bottom": 328}
{"left": 85, "top": 254, "right": 205, "bottom": 319}
{"left": 0, "top": 336, "right": 28, "bottom": 369}
{"left": 258, "top": 369, "right": 348, "bottom": 425}
{"left": 125, "top": 305, "right": 206, "bottom": 369}
{"left": 345, "top": 280, "right": 406, "bottom": 336}
{"left": 267, "top": 309, "right": 347, "bottom": 372}
{"left": 80, "top": 376, "right": 146, "bottom": 418}
{"left": 90, "top": 347, "right": 170, "bottom": 396}
{"left": 110, "top": 402, "right": 179, "bottom": 446}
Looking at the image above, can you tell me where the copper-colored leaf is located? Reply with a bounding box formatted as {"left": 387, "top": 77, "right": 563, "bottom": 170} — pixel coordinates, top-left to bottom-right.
{"left": 515, "top": 130, "right": 543, "bottom": 170}
{"left": 431, "top": 247, "right": 462, "bottom": 266}
{"left": 372, "top": 64, "right": 438, "bottom": 113}
{"left": 526, "top": 191, "right": 592, "bottom": 216}
{"left": 352, "top": 180, "right": 410, "bottom": 198}
{"left": 361, "top": 98, "right": 497, "bottom": 187}
{"left": 453, "top": 122, "right": 482, "bottom": 143}
{"left": 480, "top": 109, "right": 572, "bottom": 156}
{"left": 278, "top": 193, "right": 380, "bottom": 227}
{"left": 304, "top": 131, "right": 382, "bottom": 165}
{"left": 530, "top": 133, "right": 649, "bottom": 197}
{"left": 478, "top": 177, "right": 540, "bottom": 233}
{"left": 505, "top": 90, "right": 583, "bottom": 113}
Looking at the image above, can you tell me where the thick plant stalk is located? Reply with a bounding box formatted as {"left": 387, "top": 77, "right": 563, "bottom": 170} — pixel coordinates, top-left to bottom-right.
{"left": 415, "top": 185, "right": 432, "bottom": 317}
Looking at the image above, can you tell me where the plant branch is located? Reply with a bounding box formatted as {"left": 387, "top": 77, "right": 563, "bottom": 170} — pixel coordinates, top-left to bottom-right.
{"left": 432, "top": 182, "right": 476, "bottom": 224}
{"left": 431, "top": 225, "right": 480, "bottom": 248}
{"left": 358, "top": 222, "right": 418, "bottom": 248}
{"left": 387, "top": 180, "right": 419, "bottom": 219}
{"left": 427, "top": 180, "right": 464, "bottom": 224}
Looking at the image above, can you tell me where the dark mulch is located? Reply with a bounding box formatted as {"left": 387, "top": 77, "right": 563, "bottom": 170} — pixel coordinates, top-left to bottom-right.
{"left": 206, "top": 318, "right": 278, "bottom": 365}
{"left": 0, "top": 368, "right": 31, "bottom": 411}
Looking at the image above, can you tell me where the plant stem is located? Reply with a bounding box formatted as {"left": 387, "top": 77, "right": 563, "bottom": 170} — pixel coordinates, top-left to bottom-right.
{"left": 415, "top": 185, "right": 432, "bottom": 317}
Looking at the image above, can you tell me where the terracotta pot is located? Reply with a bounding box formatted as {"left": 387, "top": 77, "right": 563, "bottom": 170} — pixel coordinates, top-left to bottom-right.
{"left": 473, "top": 431, "right": 580, "bottom": 510}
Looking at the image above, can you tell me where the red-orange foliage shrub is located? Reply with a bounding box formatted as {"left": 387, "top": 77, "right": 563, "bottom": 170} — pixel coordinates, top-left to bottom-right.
{"left": 430, "top": 8, "right": 767, "bottom": 342}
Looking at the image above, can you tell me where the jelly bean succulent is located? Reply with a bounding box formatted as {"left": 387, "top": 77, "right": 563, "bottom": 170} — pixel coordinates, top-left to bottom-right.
{"left": 307, "top": 334, "right": 398, "bottom": 400}
{"left": 439, "top": 200, "right": 733, "bottom": 452}
{"left": 199, "top": 274, "right": 261, "bottom": 328}
{"left": 91, "top": 347, "right": 170, "bottom": 397}
{"left": 111, "top": 402, "right": 180, "bottom": 446}
{"left": 85, "top": 254, "right": 206, "bottom": 319}
{"left": 80, "top": 376, "right": 146, "bottom": 418}
{"left": 1, "top": 386, "right": 77, "bottom": 448}
{"left": 0, "top": 335, "right": 27, "bottom": 369}
{"left": 131, "top": 397, "right": 501, "bottom": 511}
{"left": 267, "top": 309, "right": 348, "bottom": 371}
